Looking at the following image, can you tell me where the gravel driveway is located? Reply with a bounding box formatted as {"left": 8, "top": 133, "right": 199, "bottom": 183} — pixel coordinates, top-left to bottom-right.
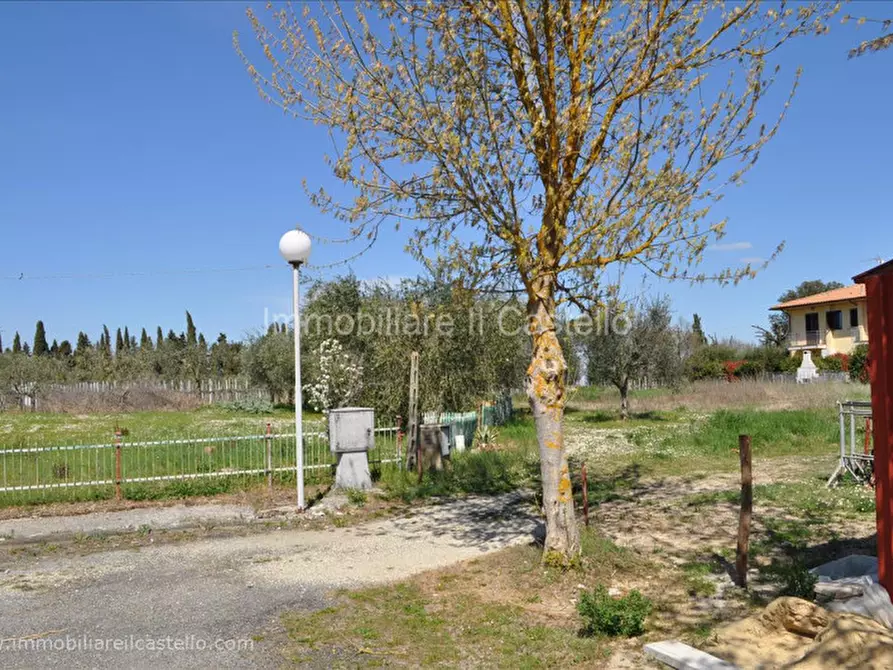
{"left": 0, "top": 492, "right": 541, "bottom": 668}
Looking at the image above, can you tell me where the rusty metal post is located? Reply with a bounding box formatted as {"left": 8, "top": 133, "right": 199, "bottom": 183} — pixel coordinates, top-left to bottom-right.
{"left": 114, "top": 429, "right": 123, "bottom": 501}
{"left": 396, "top": 415, "right": 403, "bottom": 470}
{"left": 417, "top": 429, "right": 424, "bottom": 483}
{"left": 866, "top": 417, "right": 873, "bottom": 455}
{"left": 736, "top": 434, "right": 753, "bottom": 588}
{"left": 265, "top": 422, "right": 273, "bottom": 494}
{"left": 581, "top": 462, "right": 590, "bottom": 528}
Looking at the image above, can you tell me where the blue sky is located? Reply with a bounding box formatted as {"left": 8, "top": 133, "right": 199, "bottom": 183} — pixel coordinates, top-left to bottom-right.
{"left": 1, "top": 2, "right": 891, "bottom": 348}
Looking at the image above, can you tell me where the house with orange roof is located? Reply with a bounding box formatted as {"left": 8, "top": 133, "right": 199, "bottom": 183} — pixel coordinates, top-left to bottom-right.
{"left": 771, "top": 284, "right": 868, "bottom": 357}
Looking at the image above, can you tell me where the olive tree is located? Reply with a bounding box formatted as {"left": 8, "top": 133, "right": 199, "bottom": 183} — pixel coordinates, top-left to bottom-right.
{"left": 586, "top": 296, "right": 682, "bottom": 419}
{"left": 236, "top": 0, "right": 831, "bottom": 563}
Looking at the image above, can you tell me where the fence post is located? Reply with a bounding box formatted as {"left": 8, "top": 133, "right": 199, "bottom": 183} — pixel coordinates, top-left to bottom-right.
{"left": 114, "top": 429, "right": 123, "bottom": 501}
{"left": 581, "top": 462, "right": 590, "bottom": 528}
{"left": 736, "top": 434, "right": 753, "bottom": 588}
{"left": 265, "top": 422, "right": 273, "bottom": 493}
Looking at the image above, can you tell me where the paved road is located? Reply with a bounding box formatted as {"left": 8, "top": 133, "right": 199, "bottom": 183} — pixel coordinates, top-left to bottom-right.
{"left": 0, "top": 493, "right": 540, "bottom": 668}
{"left": 0, "top": 503, "right": 257, "bottom": 542}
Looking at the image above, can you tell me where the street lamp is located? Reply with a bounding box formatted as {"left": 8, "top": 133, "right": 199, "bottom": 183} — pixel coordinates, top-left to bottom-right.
{"left": 279, "top": 228, "right": 312, "bottom": 509}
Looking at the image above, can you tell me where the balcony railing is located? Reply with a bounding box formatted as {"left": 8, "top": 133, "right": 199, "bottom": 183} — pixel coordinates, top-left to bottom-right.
{"left": 788, "top": 330, "right": 824, "bottom": 348}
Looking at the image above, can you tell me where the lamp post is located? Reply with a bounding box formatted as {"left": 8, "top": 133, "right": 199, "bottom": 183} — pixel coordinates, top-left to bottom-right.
{"left": 279, "top": 228, "right": 312, "bottom": 509}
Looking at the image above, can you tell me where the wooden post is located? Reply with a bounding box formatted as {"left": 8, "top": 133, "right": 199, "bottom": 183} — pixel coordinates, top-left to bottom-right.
{"left": 736, "top": 434, "right": 752, "bottom": 588}
{"left": 407, "top": 351, "right": 420, "bottom": 472}
{"left": 581, "top": 462, "right": 590, "bottom": 528}
{"left": 114, "top": 429, "right": 123, "bottom": 501}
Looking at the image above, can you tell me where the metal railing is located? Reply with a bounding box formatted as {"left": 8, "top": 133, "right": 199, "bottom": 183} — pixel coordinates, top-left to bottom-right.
{"left": 827, "top": 400, "right": 874, "bottom": 487}
{"left": 806, "top": 330, "right": 823, "bottom": 346}
{"left": 0, "top": 419, "right": 400, "bottom": 505}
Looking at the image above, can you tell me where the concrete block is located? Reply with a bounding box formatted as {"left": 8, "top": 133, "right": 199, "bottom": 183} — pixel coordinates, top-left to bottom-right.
{"left": 644, "top": 640, "right": 738, "bottom": 670}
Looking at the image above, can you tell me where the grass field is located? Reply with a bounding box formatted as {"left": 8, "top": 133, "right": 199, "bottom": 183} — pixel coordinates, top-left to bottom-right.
{"left": 0, "top": 406, "right": 403, "bottom": 507}
{"left": 277, "top": 380, "right": 878, "bottom": 667}
{"left": 0, "top": 405, "right": 323, "bottom": 446}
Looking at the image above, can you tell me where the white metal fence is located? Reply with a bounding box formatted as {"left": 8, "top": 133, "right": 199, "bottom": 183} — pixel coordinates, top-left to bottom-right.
{"left": 17, "top": 378, "right": 268, "bottom": 411}
{"left": 0, "top": 419, "right": 401, "bottom": 504}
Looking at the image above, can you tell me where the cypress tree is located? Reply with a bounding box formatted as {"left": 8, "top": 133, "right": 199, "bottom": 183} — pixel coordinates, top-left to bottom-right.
{"left": 58, "top": 340, "right": 73, "bottom": 358}
{"left": 50, "top": 339, "right": 59, "bottom": 356}
{"left": 0, "top": 331, "right": 3, "bottom": 352}
{"left": 115, "top": 328, "right": 124, "bottom": 354}
{"left": 186, "top": 311, "right": 197, "bottom": 347}
{"left": 22, "top": 342, "right": 30, "bottom": 356}
{"left": 198, "top": 333, "right": 207, "bottom": 350}
{"left": 692, "top": 314, "right": 707, "bottom": 347}
{"left": 33, "top": 321, "right": 49, "bottom": 357}
{"left": 140, "top": 328, "right": 152, "bottom": 350}
{"left": 76, "top": 331, "right": 91, "bottom": 353}
{"left": 123, "top": 326, "right": 131, "bottom": 351}
{"left": 12, "top": 332, "right": 22, "bottom": 354}
{"left": 156, "top": 327, "right": 163, "bottom": 349}
{"left": 101, "top": 326, "right": 112, "bottom": 356}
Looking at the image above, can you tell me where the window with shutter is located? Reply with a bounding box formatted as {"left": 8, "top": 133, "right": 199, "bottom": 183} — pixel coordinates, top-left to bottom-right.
{"left": 850, "top": 308, "right": 859, "bottom": 328}
{"left": 826, "top": 310, "right": 842, "bottom": 330}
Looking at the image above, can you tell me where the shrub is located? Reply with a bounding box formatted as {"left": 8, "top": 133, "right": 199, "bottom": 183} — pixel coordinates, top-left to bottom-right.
{"left": 850, "top": 344, "right": 869, "bottom": 383}
{"left": 778, "top": 351, "right": 802, "bottom": 374}
{"left": 723, "top": 360, "right": 745, "bottom": 381}
{"left": 345, "top": 488, "right": 368, "bottom": 506}
{"left": 775, "top": 562, "right": 818, "bottom": 599}
{"left": 686, "top": 344, "right": 738, "bottom": 380}
{"left": 577, "top": 585, "right": 652, "bottom": 637}
{"left": 735, "top": 360, "right": 764, "bottom": 379}
{"left": 474, "top": 425, "right": 500, "bottom": 450}
{"left": 743, "top": 346, "right": 789, "bottom": 374}
{"left": 219, "top": 397, "right": 274, "bottom": 414}
{"left": 379, "top": 448, "right": 534, "bottom": 502}
{"left": 817, "top": 353, "right": 849, "bottom": 373}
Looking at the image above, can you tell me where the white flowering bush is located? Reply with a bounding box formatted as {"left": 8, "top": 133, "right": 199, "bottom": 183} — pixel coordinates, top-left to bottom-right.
{"left": 304, "top": 339, "right": 363, "bottom": 413}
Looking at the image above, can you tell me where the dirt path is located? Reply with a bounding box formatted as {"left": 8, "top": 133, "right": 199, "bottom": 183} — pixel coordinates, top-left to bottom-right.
{"left": 0, "top": 492, "right": 541, "bottom": 669}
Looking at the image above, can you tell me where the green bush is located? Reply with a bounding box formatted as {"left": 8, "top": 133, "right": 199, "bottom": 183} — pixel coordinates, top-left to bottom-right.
{"left": 742, "top": 346, "right": 790, "bottom": 374}
{"left": 686, "top": 344, "right": 739, "bottom": 380}
{"left": 775, "top": 562, "right": 818, "bottom": 599}
{"left": 850, "top": 344, "right": 869, "bottom": 383}
{"left": 345, "top": 488, "right": 368, "bottom": 506}
{"left": 816, "top": 353, "right": 848, "bottom": 373}
{"left": 778, "top": 351, "right": 802, "bottom": 374}
{"left": 219, "top": 397, "right": 274, "bottom": 414}
{"left": 577, "top": 585, "right": 651, "bottom": 637}
{"left": 735, "top": 360, "right": 764, "bottom": 378}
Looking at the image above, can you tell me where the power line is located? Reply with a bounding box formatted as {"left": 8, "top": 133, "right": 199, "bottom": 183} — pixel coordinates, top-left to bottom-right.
{"left": 1, "top": 264, "right": 278, "bottom": 282}
{"left": 2, "top": 257, "right": 367, "bottom": 283}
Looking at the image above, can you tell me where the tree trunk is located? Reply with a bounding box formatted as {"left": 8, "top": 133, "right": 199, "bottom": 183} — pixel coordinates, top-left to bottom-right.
{"left": 619, "top": 381, "right": 630, "bottom": 421}
{"left": 527, "top": 285, "right": 580, "bottom": 564}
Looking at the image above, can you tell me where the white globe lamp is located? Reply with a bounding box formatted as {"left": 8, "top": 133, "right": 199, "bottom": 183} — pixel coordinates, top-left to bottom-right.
{"left": 279, "top": 227, "right": 311, "bottom": 510}
{"left": 279, "top": 229, "right": 312, "bottom": 266}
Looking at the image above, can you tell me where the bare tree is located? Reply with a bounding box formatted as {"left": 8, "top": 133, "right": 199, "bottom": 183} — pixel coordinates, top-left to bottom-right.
{"left": 236, "top": 0, "right": 831, "bottom": 563}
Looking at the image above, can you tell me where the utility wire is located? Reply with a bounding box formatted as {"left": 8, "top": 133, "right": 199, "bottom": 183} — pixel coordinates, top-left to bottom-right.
{"left": 1, "top": 254, "right": 374, "bottom": 282}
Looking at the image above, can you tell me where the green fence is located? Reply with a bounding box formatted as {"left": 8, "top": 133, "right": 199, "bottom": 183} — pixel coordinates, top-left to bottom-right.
{"left": 422, "top": 392, "right": 514, "bottom": 451}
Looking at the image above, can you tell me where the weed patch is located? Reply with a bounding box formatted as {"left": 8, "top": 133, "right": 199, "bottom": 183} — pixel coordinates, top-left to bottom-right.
{"left": 577, "top": 585, "right": 652, "bottom": 637}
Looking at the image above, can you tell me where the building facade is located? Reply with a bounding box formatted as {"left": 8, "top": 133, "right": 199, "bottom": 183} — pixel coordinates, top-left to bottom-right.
{"left": 771, "top": 284, "right": 868, "bottom": 357}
